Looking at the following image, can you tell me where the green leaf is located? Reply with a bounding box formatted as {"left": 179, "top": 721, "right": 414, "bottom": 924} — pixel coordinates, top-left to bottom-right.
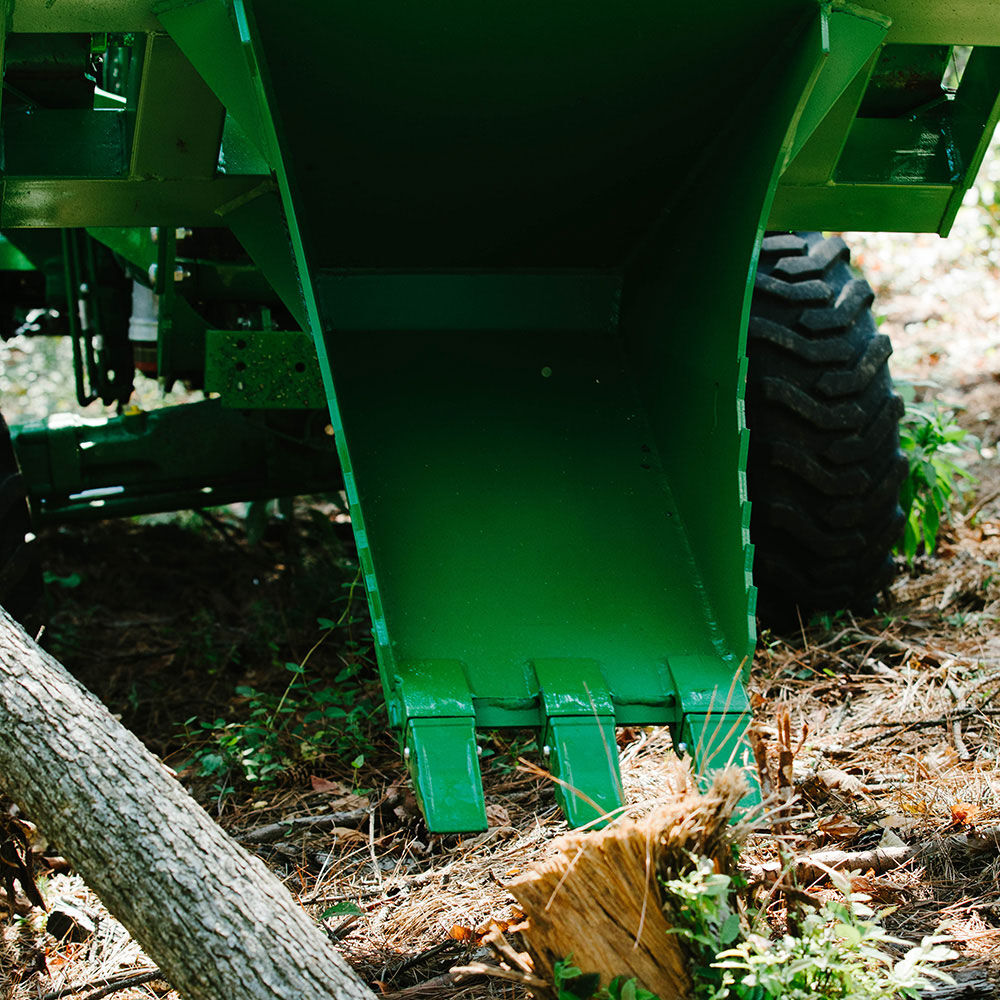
{"left": 562, "top": 972, "right": 601, "bottom": 999}
{"left": 321, "top": 901, "right": 363, "bottom": 919}
{"left": 922, "top": 502, "right": 940, "bottom": 554}
{"left": 197, "top": 753, "right": 226, "bottom": 775}
{"left": 719, "top": 912, "right": 742, "bottom": 945}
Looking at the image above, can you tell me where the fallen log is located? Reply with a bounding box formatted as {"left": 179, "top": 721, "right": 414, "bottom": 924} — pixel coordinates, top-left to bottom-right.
{"left": 0, "top": 606, "right": 375, "bottom": 1000}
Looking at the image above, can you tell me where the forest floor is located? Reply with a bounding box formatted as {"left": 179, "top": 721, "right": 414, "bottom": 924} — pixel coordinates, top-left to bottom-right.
{"left": 6, "top": 176, "right": 1000, "bottom": 1000}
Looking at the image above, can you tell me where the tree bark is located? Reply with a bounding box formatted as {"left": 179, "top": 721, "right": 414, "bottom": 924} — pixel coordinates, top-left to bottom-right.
{"left": 0, "top": 606, "right": 376, "bottom": 1000}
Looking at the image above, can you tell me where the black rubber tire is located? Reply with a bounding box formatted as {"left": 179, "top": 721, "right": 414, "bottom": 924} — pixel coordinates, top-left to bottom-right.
{"left": 0, "top": 412, "right": 41, "bottom": 624}
{"left": 746, "top": 231, "right": 906, "bottom": 626}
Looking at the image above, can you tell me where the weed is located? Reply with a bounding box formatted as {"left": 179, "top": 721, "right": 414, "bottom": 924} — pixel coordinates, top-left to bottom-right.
{"left": 553, "top": 958, "right": 657, "bottom": 1000}
{"left": 181, "top": 655, "right": 377, "bottom": 788}
{"left": 896, "top": 388, "right": 977, "bottom": 563}
{"left": 179, "top": 569, "right": 382, "bottom": 792}
{"left": 662, "top": 855, "right": 955, "bottom": 1000}
{"left": 806, "top": 608, "right": 848, "bottom": 632}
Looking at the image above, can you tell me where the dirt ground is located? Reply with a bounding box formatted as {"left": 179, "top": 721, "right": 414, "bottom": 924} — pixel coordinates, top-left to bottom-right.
{"left": 7, "top": 180, "right": 1000, "bottom": 997}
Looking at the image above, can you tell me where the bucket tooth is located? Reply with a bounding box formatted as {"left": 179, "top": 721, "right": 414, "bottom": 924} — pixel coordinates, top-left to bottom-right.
{"left": 393, "top": 659, "right": 487, "bottom": 833}
{"left": 533, "top": 658, "right": 623, "bottom": 827}
{"left": 542, "top": 715, "right": 623, "bottom": 828}
{"left": 679, "top": 696, "right": 761, "bottom": 810}
{"left": 404, "top": 718, "right": 487, "bottom": 833}
{"left": 666, "top": 653, "right": 760, "bottom": 808}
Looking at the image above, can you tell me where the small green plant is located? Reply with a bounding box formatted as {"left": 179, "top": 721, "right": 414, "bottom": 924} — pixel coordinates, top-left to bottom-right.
{"left": 896, "top": 390, "right": 977, "bottom": 563}
{"left": 553, "top": 958, "right": 658, "bottom": 1000}
{"left": 182, "top": 657, "right": 376, "bottom": 787}
{"left": 662, "top": 856, "right": 742, "bottom": 995}
{"left": 180, "top": 571, "right": 381, "bottom": 791}
{"left": 662, "top": 855, "right": 955, "bottom": 1000}
{"left": 713, "top": 905, "right": 954, "bottom": 1000}
{"left": 320, "top": 900, "right": 363, "bottom": 921}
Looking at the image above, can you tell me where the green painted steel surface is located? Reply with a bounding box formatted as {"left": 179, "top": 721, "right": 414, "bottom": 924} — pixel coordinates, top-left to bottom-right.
{"left": 222, "top": 0, "right": 839, "bottom": 828}
{"left": 204, "top": 329, "right": 324, "bottom": 408}
{"left": 773, "top": 35, "right": 1000, "bottom": 233}
{"left": 11, "top": 401, "right": 341, "bottom": 522}
{"left": 0, "top": 233, "right": 34, "bottom": 270}
{"left": 2, "top": 0, "right": 1000, "bottom": 830}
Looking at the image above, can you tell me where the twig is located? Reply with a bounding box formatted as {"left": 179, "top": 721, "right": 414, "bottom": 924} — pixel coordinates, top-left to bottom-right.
{"left": 300, "top": 887, "right": 382, "bottom": 906}
{"left": 379, "top": 971, "right": 486, "bottom": 1000}
{"left": 384, "top": 939, "right": 459, "bottom": 983}
{"left": 451, "top": 962, "right": 548, "bottom": 990}
{"left": 952, "top": 717, "right": 972, "bottom": 760}
{"left": 944, "top": 676, "right": 965, "bottom": 702}
{"left": 238, "top": 810, "right": 368, "bottom": 844}
{"left": 41, "top": 970, "right": 163, "bottom": 1000}
{"left": 962, "top": 488, "right": 1000, "bottom": 524}
{"left": 747, "top": 827, "right": 1000, "bottom": 885}
{"left": 368, "top": 809, "right": 382, "bottom": 884}
{"left": 847, "top": 707, "right": 1000, "bottom": 750}
{"left": 483, "top": 927, "right": 536, "bottom": 977}
{"left": 944, "top": 675, "right": 973, "bottom": 762}
{"left": 322, "top": 912, "right": 360, "bottom": 942}
{"left": 830, "top": 696, "right": 852, "bottom": 734}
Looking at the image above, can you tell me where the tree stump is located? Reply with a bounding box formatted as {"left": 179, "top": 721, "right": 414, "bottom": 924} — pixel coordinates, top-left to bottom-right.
{"left": 508, "top": 769, "right": 748, "bottom": 999}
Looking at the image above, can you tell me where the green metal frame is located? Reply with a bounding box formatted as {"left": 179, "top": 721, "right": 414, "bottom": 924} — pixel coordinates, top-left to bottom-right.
{"left": 2, "top": 0, "right": 999, "bottom": 831}
{"left": 12, "top": 401, "right": 341, "bottom": 522}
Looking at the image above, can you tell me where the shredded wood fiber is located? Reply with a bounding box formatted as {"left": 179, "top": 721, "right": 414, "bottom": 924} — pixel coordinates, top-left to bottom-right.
{"left": 506, "top": 768, "right": 748, "bottom": 1000}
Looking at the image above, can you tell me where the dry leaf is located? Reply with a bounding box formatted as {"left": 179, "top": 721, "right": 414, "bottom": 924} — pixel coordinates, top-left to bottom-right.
{"left": 949, "top": 801, "right": 983, "bottom": 827}
{"left": 450, "top": 924, "right": 474, "bottom": 942}
{"left": 849, "top": 874, "right": 900, "bottom": 905}
{"left": 815, "top": 768, "right": 864, "bottom": 795}
{"left": 310, "top": 776, "right": 351, "bottom": 795}
{"left": 878, "top": 828, "right": 908, "bottom": 850}
{"left": 817, "top": 813, "right": 863, "bottom": 840}
{"left": 329, "top": 827, "right": 367, "bottom": 843}
{"left": 329, "top": 794, "right": 371, "bottom": 812}
{"left": 486, "top": 804, "right": 510, "bottom": 827}
{"left": 877, "top": 813, "right": 920, "bottom": 833}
